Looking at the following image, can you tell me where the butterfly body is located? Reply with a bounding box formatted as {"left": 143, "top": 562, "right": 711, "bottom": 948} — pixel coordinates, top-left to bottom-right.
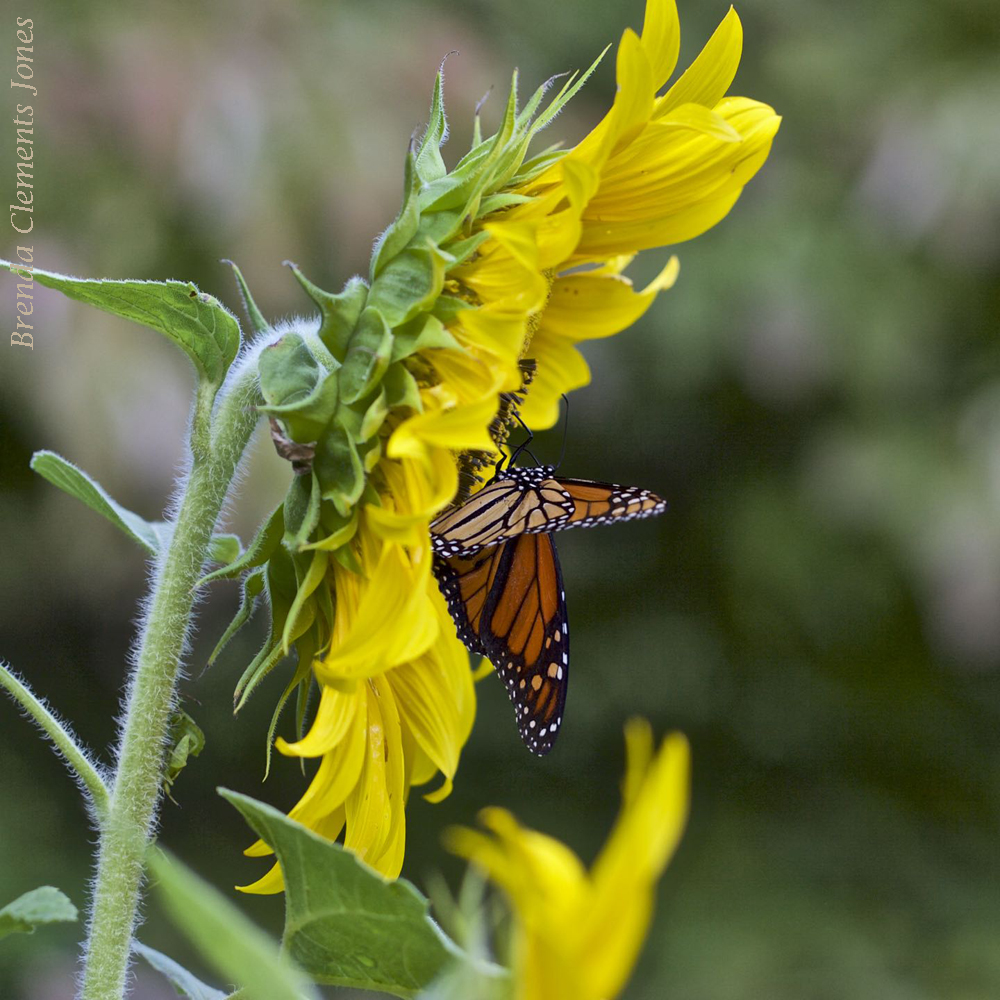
{"left": 431, "top": 465, "right": 667, "bottom": 756}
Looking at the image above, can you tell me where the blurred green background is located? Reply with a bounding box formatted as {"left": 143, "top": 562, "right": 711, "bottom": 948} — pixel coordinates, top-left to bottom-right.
{"left": 2, "top": 0, "right": 998, "bottom": 997}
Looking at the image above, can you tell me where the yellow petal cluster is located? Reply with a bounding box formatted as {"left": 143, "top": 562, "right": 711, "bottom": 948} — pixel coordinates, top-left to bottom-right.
{"left": 447, "top": 720, "right": 690, "bottom": 1000}
{"left": 452, "top": 0, "right": 780, "bottom": 427}
{"left": 241, "top": 511, "right": 476, "bottom": 890}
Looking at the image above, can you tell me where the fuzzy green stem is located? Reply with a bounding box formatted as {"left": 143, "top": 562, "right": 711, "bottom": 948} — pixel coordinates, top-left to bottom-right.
{"left": 80, "top": 367, "right": 261, "bottom": 1000}
{"left": 0, "top": 660, "right": 110, "bottom": 820}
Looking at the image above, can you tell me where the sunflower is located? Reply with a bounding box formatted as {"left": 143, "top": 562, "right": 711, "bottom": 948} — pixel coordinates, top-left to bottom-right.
{"left": 235, "top": 0, "right": 775, "bottom": 887}
{"left": 447, "top": 719, "right": 690, "bottom": 1000}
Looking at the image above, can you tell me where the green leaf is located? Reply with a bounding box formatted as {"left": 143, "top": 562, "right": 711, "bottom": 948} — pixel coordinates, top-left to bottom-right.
{"left": 0, "top": 263, "right": 241, "bottom": 386}
{"left": 31, "top": 450, "right": 166, "bottom": 555}
{"left": 220, "top": 790, "right": 460, "bottom": 998}
{"left": 147, "top": 849, "right": 318, "bottom": 1000}
{"left": 31, "top": 450, "right": 242, "bottom": 563}
{"left": 133, "top": 941, "right": 228, "bottom": 1000}
{"left": 0, "top": 886, "right": 77, "bottom": 940}
{"left": 208, "top": 533, "right": 242, "bottom": 566}
{"left": 164, "top": 710, "right": 206, "bottom": 799}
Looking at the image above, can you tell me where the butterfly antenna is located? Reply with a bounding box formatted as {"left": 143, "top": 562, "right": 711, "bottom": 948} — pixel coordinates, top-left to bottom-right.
{"left": 508, "top": 412, "right": 537, "bottom": 467}
{"left": 556, "top": 393, "right": 570, "bottom": 470}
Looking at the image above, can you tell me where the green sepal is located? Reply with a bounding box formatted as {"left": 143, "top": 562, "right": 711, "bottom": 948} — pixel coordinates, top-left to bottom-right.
{"left": 509, "top": 145, "right": 566, "bottom": 186}
{"left": 258, "top": 332, "right": 318, "bottom": 408}
{"left": 198, "top": 506, "right": 284, "bottom": 587}
{"left": 359, "top": 387, "right": 389, "bottom": 442}
{"left": 0, "top": 887, "right": 77, "bottom": 940}
{"left": 302, "top": 503, "right": 359, "bottom": 552}
{"left": 339, "top": 306, "right": 394, "bottom": 404}
{"left": 315, "top": 423, "right": 365, "bottom": 516}
{"left": 133, "top": 942, "right": 227, "bottom": 1000}
{"left": 415, "top": 69, "right": 449, "bottom": 184}
{"left": 222, "top": 259, "right": 269, "bottom": 337}
{"left": 261, "top": 368, "right": 340, "bottom": 446}
{"left": 477, "top": 192, "right": 533, "bottom": 215}
{"left": 283, "top": 472, "right": 322, "bottom": 549}
{"left": 220, "top": 790, "right": 462, "bottom": 997}
{"left": 474, "top": 72, "right": 530, "bottom": 195}
{"left": 372, "top": 148, "right": 422, "bottom": 280}
{"left": 391, "top": 314, "right": 462, "bottom": 363}
{"left": 163, "top": 710, "right": 206, "bottom": 800}
{"left": 286, "top": 263, "right": 369, "bottom": 363}
{"left": 281, "top": 549, "right": 327, "bottom": 653}
{"left": 208, "top": 566, "right": 265, "bottom": 666}
{"left": 528, "top": 45, "right": 608, "bottom": 136}
{"left": 442, "top": 229, "right": 493, "bottom": 267}
{"left": 362, "top": 436, "right": 382, "bottom": 473}
{"left": 332, "top": 541, "right": 364, "bottom": 576}
{"left": 295, "top": 667, "right": 315, "bottom": 749}
{"left": 0, "top": 263, "right": 241, "bottom": 388}
{"left": 146, "top": 849, "right": 319, "bottom": 1000}
{"left": 431, "top": 296, "right": 474, "bottom": 325}
{"left": 233, "top": 547, "right": 297, "bottom": 710}
{"left": 384, "top": 362, "right": 423, "bottom": 412}
{"left": 420, "top": 73, "right": 518, "bottom": 216}
{"left": 263, "top": 629, "right": 315, "bottom": 780}
{"left": 368, "top": 245, "right": 450, "bottom": 328}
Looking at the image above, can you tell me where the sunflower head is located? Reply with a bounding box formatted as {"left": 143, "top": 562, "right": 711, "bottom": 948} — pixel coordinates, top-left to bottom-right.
{"left": 212, "top": 0, "right": 776, "bottom": 889}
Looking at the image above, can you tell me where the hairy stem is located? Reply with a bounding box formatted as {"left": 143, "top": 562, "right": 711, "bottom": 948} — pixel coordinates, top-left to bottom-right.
{"left": 0, "top": 661, "right": 110, "bottom": 820}
{"left": 80, "top": 367, "right": 260, "bottom": 1000}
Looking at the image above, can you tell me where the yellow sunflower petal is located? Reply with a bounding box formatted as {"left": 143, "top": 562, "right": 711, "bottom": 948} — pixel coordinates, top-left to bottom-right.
{"left": 519, "top": 331, "right": 592, "bottom": 430}
{"left": 654, "top": 6, "right": 743, "bottom": 116}
{"left": 388, "top": 392, "right": 500, "bottom": 459}
{"left": 640, "top": 0, "right": 681, "bottom": 92}
{"left": 541, "top": 256, "right": 678, "bottom": 342}
{"left": 316, "top": 542, "right": 438, "bottom": 680}
{"left": 276, "top": 681, "right": 358, "bottom": 757}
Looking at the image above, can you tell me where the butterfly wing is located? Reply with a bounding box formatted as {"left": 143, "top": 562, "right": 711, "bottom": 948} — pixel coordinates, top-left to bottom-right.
{"left": 433, "top": 532, "right": 568, "bottom": 756}
{"left": 430, "top": 468, "right": 574, "bottom": 556}
{"left": 432, "top": 545, "right": 502, "bottom": 658}
{"left": 431, "top": 468, "right": 667, "bottom": 557}
{"left": 555, "top": 477, "right": 667, "bottom": 529}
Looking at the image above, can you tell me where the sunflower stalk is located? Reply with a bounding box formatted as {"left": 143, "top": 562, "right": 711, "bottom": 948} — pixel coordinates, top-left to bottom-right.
{"left": 80, "top": 362, "right": 262, "bottom": 1000}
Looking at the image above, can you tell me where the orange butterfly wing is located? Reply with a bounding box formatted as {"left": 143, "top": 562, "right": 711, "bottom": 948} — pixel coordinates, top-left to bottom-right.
{"left": 433, "top": 532, "right": 568, "bottom": 755}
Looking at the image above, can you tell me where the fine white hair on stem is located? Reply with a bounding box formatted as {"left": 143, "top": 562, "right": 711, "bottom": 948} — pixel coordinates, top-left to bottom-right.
{"left": 0, "top": 660, "right": 110, "bottom": 824}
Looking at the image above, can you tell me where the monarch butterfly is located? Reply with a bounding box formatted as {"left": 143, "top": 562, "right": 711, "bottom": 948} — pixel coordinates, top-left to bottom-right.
{"left": 431, "top": 464, "right": 667, "bottom": 755}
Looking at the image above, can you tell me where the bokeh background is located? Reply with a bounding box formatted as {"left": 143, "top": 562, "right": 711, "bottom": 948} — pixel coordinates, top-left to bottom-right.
{"left": 2, "top": 0, "right": 998, "bottom": 997}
